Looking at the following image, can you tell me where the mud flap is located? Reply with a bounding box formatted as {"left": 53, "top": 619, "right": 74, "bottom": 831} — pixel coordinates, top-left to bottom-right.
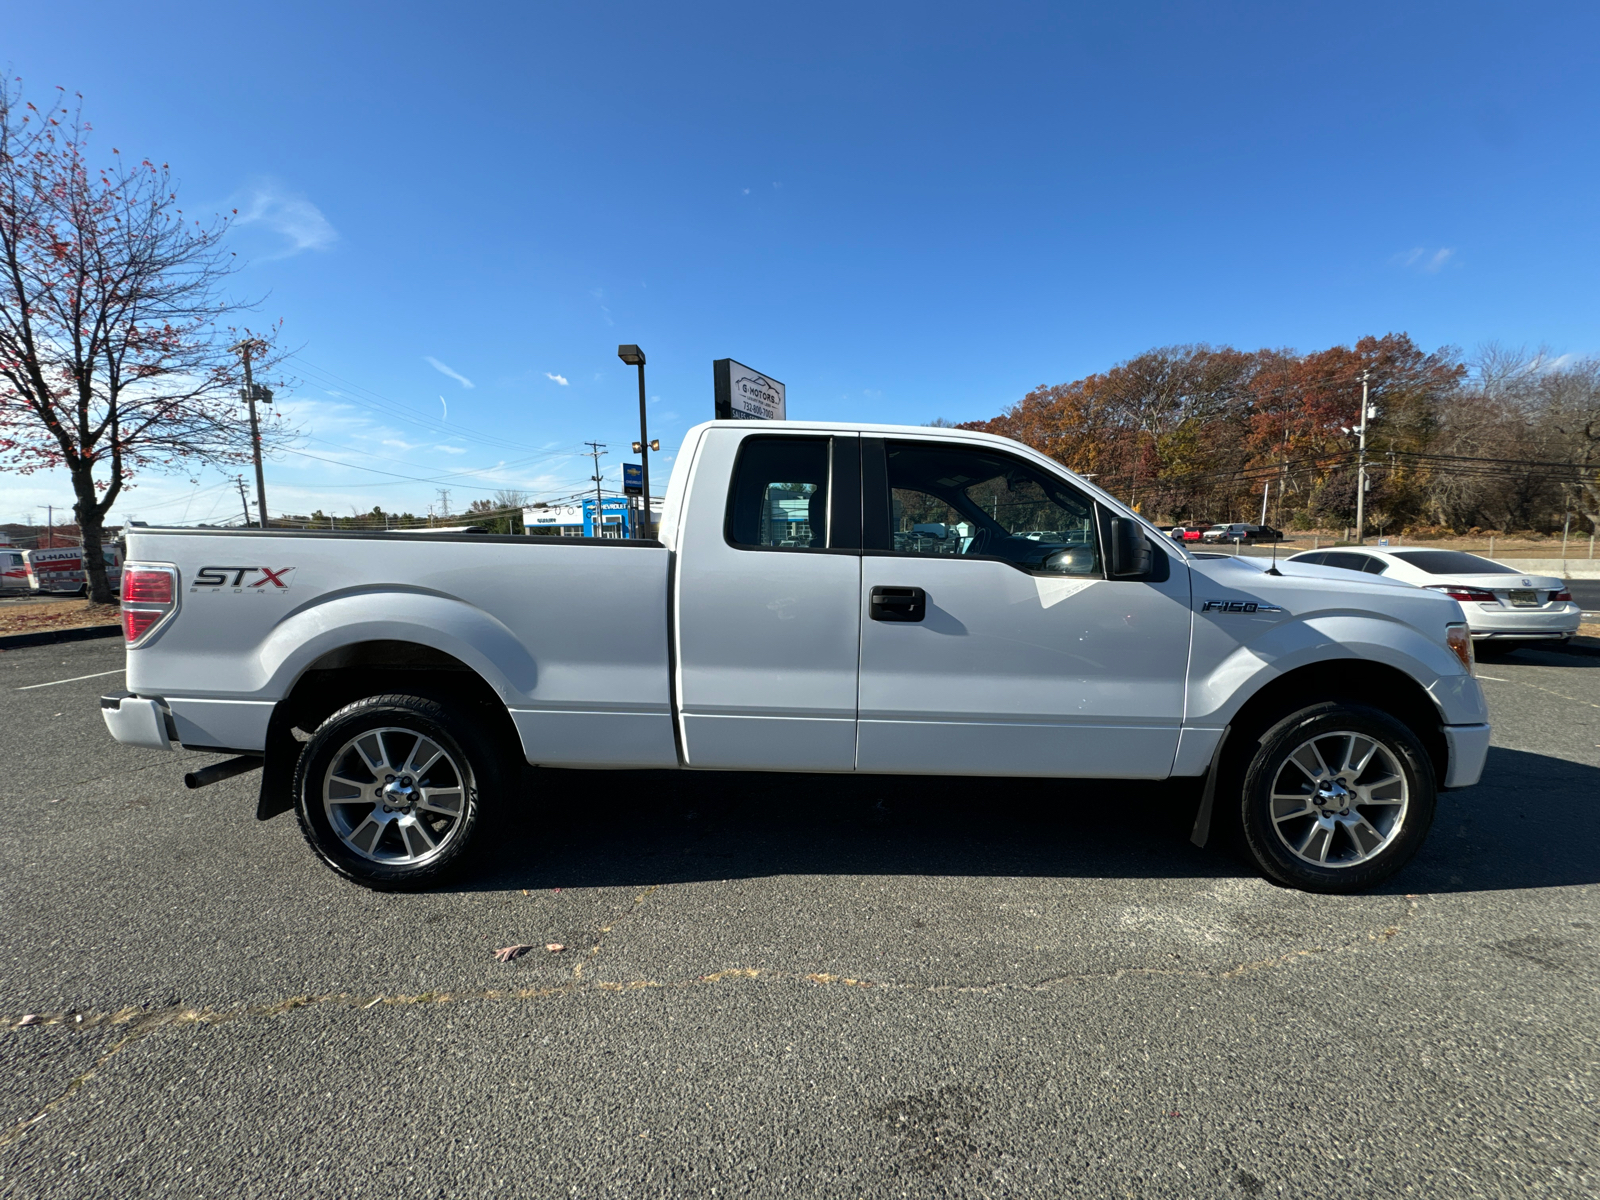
{"left": 255, "top": 707, "right": 304, "bottom": 821}
{"left": 1189, "top": 724, "right": 1232, "bottom": 849}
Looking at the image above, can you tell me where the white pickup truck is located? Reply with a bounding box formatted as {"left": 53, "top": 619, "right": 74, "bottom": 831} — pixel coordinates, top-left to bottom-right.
{"left": 102, "top": 421, "right": 1489, "bottom": 893}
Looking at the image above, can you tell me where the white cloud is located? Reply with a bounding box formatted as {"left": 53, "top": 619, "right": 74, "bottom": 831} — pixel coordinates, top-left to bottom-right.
{"left": 1395, "top": 247, "right": 1456, "bottom": 273}
{"left": 233, "top": 180, "right": 338, "bottom": 259}
{"left": 381, "top": 438, "right": 420, "bottom": 451}
{"left": 433, "top": 444, "right": 467, "bottom": 455}
{"left": 742, "top": 187, "right": 750, "bottom": 195}
{"left": 425, "top": 357, "right": 475, "bottom": 389}
{"left": 545, "top": 372, "right": 569, "bottom": 386}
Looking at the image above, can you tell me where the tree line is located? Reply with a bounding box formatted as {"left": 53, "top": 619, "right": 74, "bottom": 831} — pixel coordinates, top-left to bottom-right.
{"left": 955, "top": 334, "right": 1600, "bottom": 538}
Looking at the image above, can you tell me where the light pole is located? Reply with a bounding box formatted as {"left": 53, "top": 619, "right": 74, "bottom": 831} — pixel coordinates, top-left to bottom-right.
{"left": 230, "top": 339, "right": 272, "bottom": 528}
{"left": 617, "top": 345, "right": 652, "bottom": 537}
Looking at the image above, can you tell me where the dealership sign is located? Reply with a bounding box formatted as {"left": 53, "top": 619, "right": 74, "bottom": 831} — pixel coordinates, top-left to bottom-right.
{"left": 713, "top": 359, "right": 785, "bottom": 421}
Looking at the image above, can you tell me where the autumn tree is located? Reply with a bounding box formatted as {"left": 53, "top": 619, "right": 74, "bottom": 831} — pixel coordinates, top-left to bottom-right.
{"left": 0, "top": 81, "right": 280, "bottom": 602}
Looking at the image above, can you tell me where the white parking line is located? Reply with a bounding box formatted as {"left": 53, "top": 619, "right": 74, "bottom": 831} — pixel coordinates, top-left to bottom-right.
{"left": 15, "top": 669, "right": 125, "bottom": 691}
{"left": 1475, "top": 675, "right": 1509, "bottom": 682}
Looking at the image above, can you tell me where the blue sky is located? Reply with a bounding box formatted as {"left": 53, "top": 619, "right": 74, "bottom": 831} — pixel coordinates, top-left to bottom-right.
{"left": 5, "top": 2, "right": 1598, "bottom": 527}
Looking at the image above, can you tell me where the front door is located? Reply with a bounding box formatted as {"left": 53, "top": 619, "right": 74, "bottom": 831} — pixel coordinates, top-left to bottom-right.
{"left": 855, "top": 437, "right": 1192, "bottom": 778}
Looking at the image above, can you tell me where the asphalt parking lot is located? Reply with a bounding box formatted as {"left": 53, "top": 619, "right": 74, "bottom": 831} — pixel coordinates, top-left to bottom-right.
{"left": 1, "top": 637, "right": 1596, "bottom": 1198}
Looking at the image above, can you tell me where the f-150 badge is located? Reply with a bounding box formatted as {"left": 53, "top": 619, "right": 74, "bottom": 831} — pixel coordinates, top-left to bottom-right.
{"left": 1201, "top": 599, "right": 1283, "bottom": 614}
{"left": 193, "top": 566, "right": 295, "bottom": 591}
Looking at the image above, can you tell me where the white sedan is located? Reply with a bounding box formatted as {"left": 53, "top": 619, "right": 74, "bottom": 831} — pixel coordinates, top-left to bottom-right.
{"left": 1285, "top": 547, "right": 1580, "bottom": 653}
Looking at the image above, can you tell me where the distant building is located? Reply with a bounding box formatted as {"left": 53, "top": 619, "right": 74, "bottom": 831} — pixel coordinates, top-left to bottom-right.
{"left": 523, "top": 498, "right": 663, "bottom": 539}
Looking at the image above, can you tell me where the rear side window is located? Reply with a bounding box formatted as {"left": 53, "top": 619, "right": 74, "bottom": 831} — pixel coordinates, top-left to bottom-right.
{"left": 726, "top": 436, "right": 832, "bottom": 550}
{"left": 1389, "top": 550, "right": 1516, "bottom": 575}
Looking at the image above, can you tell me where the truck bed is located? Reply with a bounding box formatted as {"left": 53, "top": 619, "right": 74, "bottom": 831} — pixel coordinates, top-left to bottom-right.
{"left": 123, "top": 528, "right": 677, "bottom": 767}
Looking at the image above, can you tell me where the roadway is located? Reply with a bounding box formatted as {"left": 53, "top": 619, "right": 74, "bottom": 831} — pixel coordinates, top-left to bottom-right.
{"left": 1, "top": 636, "right": 1597, "bottom": 1197}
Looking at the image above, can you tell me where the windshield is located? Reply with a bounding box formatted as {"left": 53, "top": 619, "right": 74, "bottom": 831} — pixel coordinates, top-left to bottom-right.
{"left": 1388, "top": 550, "right": 1518, "bottom": 575}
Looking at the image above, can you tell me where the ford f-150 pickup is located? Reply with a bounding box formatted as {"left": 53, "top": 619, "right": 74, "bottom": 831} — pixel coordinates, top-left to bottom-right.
{"left": 102, "top": 420, "right": 1489, "bottom": 893}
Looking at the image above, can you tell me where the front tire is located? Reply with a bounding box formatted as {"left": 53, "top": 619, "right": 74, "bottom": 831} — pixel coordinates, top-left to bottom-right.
{"left": 1237, "top": 702, "right": 1435, "bottom": 894}
{"left": 293, "top": 693, "right": 502, "bottom": 890}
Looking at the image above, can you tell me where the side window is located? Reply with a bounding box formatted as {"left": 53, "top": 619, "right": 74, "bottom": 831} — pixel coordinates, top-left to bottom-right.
{"left": 1322, "top": 552, "right": 1369, "bottom": 572}
{"left": 726, "top": 436, "right": 831, "bottom": 550}
{"left": 879, "top": 441, "right": 1101, "bottom": 575}
{"left": 1361, "top": 557, "right": 1387, "bottom": 575}
{"left": 1295, "top": 552, "right": 1326, "bottom": 566}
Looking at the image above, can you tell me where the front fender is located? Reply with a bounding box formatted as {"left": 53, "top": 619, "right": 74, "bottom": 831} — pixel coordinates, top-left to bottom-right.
{"left": 254, "top": 589, "right": 537, "bottom": 703}
{"left": 1190, "top": 611, "right": 1488, "bottom": 728}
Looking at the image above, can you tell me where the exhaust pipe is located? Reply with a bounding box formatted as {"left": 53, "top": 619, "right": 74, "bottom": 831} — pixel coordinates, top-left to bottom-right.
{"left": 184, "top": 755, "right": 264, "bottom": 790}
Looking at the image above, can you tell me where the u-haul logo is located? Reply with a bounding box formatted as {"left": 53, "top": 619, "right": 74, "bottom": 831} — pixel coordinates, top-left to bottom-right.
{"left": 193, "top": 566, "right": 295, "bottom": 592}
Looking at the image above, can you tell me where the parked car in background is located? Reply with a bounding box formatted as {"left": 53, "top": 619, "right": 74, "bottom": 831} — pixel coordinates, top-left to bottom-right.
{"left": 1285, "top": 548, "right": 1579, "bottom": 653}
{"left": 1, "top": 548, "right": 29, "bottom": 593}
{"left": 1168, "top": 526, "right": 1204, "bottom": 542}
{"left": 23, "top": 545, "right": 122, "bottom": 595}
{"left": 1202, "top": 523, "right": 1282, "bottom": 544}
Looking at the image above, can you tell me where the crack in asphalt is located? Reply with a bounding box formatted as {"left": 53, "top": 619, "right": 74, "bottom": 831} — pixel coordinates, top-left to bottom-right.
{"left": 0, "top": 897, "right": 1420, "bottom": 1150}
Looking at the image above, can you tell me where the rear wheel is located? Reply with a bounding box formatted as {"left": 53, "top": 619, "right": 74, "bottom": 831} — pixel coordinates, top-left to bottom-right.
{"left": 293, "top": 693, "right": 504, "bottom": 890}
{"left": 1237, "top": 702, "right": 1435, "bottom": 894}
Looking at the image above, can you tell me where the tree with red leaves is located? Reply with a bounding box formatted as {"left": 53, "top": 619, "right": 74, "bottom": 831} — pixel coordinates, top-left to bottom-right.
{"left": 0, "top": 81, "right": 281, "bottom": 603}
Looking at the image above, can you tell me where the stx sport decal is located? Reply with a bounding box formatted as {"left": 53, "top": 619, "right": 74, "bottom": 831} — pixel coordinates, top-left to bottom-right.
{"left": 193, "top": 566, "right": 296, "bottom": 592}
{"left": 1200, "top": 599, "right": 1284, "bottom": 614}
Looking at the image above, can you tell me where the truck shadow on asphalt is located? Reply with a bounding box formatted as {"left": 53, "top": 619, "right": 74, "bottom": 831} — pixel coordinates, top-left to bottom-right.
{"left": 453, "top": 747, "right": 1599, "bottom": 896}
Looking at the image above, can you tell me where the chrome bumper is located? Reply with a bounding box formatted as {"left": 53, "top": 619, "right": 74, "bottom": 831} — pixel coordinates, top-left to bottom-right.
{"left": 100, "top": 692, "right": 172, "bottom": 752}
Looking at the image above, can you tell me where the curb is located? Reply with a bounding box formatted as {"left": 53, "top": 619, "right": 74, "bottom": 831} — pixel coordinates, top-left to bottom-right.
{"left": 0, "top": 624, "right": 122, "bottom": 651}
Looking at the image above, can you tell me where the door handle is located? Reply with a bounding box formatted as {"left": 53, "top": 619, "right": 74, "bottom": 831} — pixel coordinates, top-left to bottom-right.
{"left": 869, "top": 585, "right": 926, "bottom": 622}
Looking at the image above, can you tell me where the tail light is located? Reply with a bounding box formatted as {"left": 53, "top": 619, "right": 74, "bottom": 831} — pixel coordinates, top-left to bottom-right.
{"left": 121, "top": 563, "right": 179, "bottom": 646}
{"left": 1426, "top": 585, "right": 1497, "bottom": 603}
{"left": 1551, "top": 589, "right": 1573, "bottom": 603}
{"left": 1445, "top": 623, "right": 1474, "bottom": 674}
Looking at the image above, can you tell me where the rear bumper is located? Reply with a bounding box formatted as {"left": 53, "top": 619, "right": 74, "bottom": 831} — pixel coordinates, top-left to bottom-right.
{"left": 100, "top": 692, "right": 273, "bottom": 753}
{"left": 1466, "top": 603, "right": 1581, "bottom": 638}
{"left": 100, "top": 691, "right": 172, "bottom": 751}
{"left": 1441, "top": 723, "right": 1491, "bottom": 789}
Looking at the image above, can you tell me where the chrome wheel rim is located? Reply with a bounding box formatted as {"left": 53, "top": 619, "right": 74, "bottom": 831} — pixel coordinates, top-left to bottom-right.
{"left": 322, "top": 727, "right": 468, "bottom": 865}
{"left": 1269, "top": 730, "right": 1409, "bottom": 869}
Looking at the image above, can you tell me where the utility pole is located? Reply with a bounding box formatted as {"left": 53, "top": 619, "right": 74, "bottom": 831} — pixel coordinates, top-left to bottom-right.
{"left": 230, "top": 340, "right": 271, "bottom": 528}
{"left": 585, "top": 441, "right": 607, "bottom": 537}
{"left": 1354, "top": 369, "right": 1372, "bottom": 545}
{"left": 1258, "top": 479, "right": 1270, "bottom": 527}
{"left": 235, "top": 477, "right": 252, "bottom": 526}
{"left": 436, "top": 489, "right": 452, "bottom": 520}
{"left": 46, "top": 504, "right": 52, "bottom": 548}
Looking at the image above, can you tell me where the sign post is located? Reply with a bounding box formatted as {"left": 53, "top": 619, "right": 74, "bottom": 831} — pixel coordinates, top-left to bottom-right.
{"left": 713, "top": 359, "right": 786, "bottom": 421}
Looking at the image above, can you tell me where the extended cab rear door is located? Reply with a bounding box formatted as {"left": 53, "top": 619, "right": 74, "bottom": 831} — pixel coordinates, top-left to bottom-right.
{"left": 854, "top": 436, "right": 1192, "bottom": 778}
{"left": 673, "top": 428, "right": 863, "bottom": 770}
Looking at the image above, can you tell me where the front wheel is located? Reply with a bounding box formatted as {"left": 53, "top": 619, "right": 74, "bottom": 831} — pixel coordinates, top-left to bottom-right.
{"left": 1237, "top": 702, "right": 1436, "bottom": 894}
{"left": 293, "top": 693, "right": 503, "bottom": 890}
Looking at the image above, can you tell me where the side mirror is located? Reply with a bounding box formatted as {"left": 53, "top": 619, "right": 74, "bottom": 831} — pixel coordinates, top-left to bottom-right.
{"left": 1108, "top": 516, "right": 1152, "bottom": 578}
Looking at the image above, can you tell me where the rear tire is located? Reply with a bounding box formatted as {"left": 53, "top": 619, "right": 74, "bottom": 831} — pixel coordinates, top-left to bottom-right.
{"left": 1237, "top": 702, "right": 1435, "bottom": 894}
{"left": 293, "top": 693, "right": 506, "bottom": 890}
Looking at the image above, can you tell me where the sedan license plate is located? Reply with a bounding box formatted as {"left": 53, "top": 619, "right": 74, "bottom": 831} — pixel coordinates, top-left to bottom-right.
{"left": 1508, "top": 590, "right": 1539, "bottom": 607}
